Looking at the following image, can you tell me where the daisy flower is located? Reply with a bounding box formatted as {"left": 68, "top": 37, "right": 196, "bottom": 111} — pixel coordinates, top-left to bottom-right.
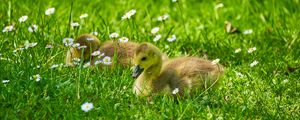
{"left": 247, "top": 47, "right": 256, "bottom": 53}
{"left": 243, "top": 29, "right": 253, "bottom": 35}
{"left": 94, "top": 60, "right": 102, "bottom": 65}
{"left": 211, "top": 58, "right": 220, "bottom": 65}
{"left": 71, "top": 22, "right": 80, "bottom": 28}
{"left": 214, "top": 3, "right": 224, "bottom": 10}
{"left": 24, "top": 42, "right": 38, "bottom": 49}
{"left": 91, "top": 50, "right": 101, "bottom": 56}
{"left": 81, "top": 102, "right": 94, "bottom": 112}
{"left": 234, "top": 48, "right": 241, "bottom": 53}
{"left": 50, "top": 64, "right": 60, "bottom": 69}
{"left": 28, "top": 24, "right": 38, "bottom": 32}
{"left": 72, "top": 43, "right": 80, "bottom": 48}
{"left": 72, "top": 58, "right": 81, "bottom": 65}
{"left": 83, "top": 62, "right": 91, "bottom": 68}
{"left": 172, "top": 88, "right": 179, "bottom": 95}
{"left": 79, "top": 13, "right": 88, "bottom": 19}
{"left": 157, "top": 14, "right": 169, "bottom": 21}
{"left": 2, "top": 80, "right": 10, "bottom": 84}
{"left": 167, "top": 34, "right": 176, "bottom": 42}
{"left": 102, "top": 56, "right": 112, "bottom": 65}
{"left": 63, "top": 38, "right": 74, "bottom": 47}
{"left": 109, "top": 32, "right": 119, "bottom": 39}
{"left": 19, "top": 16, "right": 28, "bottom": 23}
{"left": 30, "top": 74, "right": 41, "bottom": 82}
{"left": 90, "top": 31, "right": 98, "bottom": 35}
{"left": 151, "top": 27, "right": 159, "bottom": 34}
{"left": 45, "top": 8, "right": 55, "bottom": 16}
{"left": 45, "top": 44, "right": 53, "bottom": 49}
{"left": 249, "top": 60, "right": 259, "bottom": 67}
{"left": 153, "top": 34, "right": 162, "bottom": 42}
{"left": 2, "top": 25, "right": 14, "bottom": 32}
{"left": 119, "top": 37, "right": 129, "bottom": 43}
{"left": 121, "top": 9, "right": 136, "bottom": 20}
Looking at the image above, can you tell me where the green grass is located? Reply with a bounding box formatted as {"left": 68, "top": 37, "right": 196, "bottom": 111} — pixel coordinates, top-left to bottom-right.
{"left": 1, "top": 0, "right": 300, "bottom": 119}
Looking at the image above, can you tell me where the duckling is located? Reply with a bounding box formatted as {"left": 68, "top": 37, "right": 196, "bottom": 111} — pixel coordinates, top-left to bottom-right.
{"left": 65, "top": 34, "right": 101, "bottom": 66}
{"left": 132, "top": 43, "right": 224, "bottom": 97}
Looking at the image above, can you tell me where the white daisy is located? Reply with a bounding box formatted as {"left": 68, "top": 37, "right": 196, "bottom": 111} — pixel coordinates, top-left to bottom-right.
{"left": 2, "top": 80, "right": 10, "bottom": 84}
{"left": 19, "top": 16, "right": 28, "bottom": 23}
{"left": 234, "top": 48, "right": 241, "bottom": 53}
{"left": 91, "top": 50, "right": 101, "bottom": 56}
{"left": 45, "top": 8, "right": 55, "bottom": 16}
{"left": 172, "top": 88, "right": 179, "bottom": 95}
{"left": 90, "top": 31, "right": 98, "bottom": 35}
{"left": 94, "top": 60, "right": 102, "bottom": 65}
{"left": 119, "top": 37, "right": 129, "bottom": 43}
{"left": 24, "top": 42, "right": 38, "bottom": 49}
{"left": 63, "top": 38, "right": 74, "bottom": 47}
{"left": 151, "top": 27, "right": 159, "bottom": 34}
{"left": 81, "top": 102, "right": 94, "bottom": 112}
{"left": 72, "top": 58, "right": 81, "bottom": 65}
{"left": 102, "top": 56, "right": 112, "bottom": 65}
{"left": 109, "top": 32, "right": 119, "bottom": 39}
{"left": 50, "top": 64, "right": 60, "bottom": 69}
{"left": 153, "top": 34, "right": 162, "bottom": 42}
{"left": 83, "top": 62, "right": 91, "bottom": 68}
{"left": 121, "top": 9, "right": 136, "bottom": 20}
{"left": 45, "top": 44, "right": 53, "bottom": 49}
{"left": 72, "top": 43, "right": 80, "bottom": 48}
{"left": 211, "top": 58, "right": 220, "bottom": 65}
{"left": 71, "top": 22, "right": 80, "bottom": 28}
{"left": 214, "top": 3, "right": 224, "bottom": 10}
{"left": 30, "top": 74, "right": 41, "bottom": 82}
{"left": 243, "top": 29, "right": 253, "bottom": 35}
{"left": 167, "top": 34, "right": 176, "bottom": 42}
{"left": 28, "top": 24, "right": 38, "bottom": 32}
{"left": 2, "top": 25, "right": 14, "bottom": 32}
{"left": 79, "top": 13, "right": 88, "bottom": 19}
{"left": 249, "top": 60, "right": 259, "bottom": 67}
{"left": 157, "top": 14, "right": 169, "bottom": 21}
{"left": 247, "top": 47, "right": 256, "bottom": 53}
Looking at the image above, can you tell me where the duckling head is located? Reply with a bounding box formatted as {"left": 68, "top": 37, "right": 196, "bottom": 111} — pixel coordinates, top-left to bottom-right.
{"left": 132, "top": 43, "right": 162, "bottom": 78}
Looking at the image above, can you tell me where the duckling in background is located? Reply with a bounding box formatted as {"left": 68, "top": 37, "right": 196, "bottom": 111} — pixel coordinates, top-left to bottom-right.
{"left": 132, "top": 43, "right": 224, "bottom": 97}
{"left": 65, "top": 34, "right": 100, "bottom": 66}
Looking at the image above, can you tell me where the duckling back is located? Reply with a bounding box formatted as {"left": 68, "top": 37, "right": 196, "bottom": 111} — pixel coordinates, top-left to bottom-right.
{"left": 162, "top": 57, "right": 224, "bottom": 95}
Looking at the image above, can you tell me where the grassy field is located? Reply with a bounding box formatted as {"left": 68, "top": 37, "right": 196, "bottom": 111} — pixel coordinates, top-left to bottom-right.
{"left": 1, "top": 0, "right": 300, "bottom": 119}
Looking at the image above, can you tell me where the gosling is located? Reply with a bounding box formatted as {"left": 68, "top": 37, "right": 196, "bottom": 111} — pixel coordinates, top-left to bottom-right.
{"left": 132, "top": 43, "right": 224, "bottom": 97}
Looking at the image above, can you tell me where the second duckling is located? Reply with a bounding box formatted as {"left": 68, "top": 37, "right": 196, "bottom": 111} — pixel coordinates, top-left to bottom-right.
{"left": 132, "top": 43, "right": 224, "bottom": 97}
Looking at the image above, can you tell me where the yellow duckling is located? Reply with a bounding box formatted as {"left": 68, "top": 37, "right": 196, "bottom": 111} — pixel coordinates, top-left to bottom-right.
{"left": 132, "top": 43, "right": 224, "bottom": 97}
{"left": 65, "top": 34, "right": 144, "bottom": 67}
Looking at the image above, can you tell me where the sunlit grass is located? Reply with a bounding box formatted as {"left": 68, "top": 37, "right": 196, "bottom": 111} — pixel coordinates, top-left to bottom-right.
{"left": 1, "top": 0, "right": 299, "bottom": 119}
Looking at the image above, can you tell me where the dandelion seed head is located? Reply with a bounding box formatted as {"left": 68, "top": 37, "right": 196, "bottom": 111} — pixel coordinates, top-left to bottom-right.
{"left": 19, "top": 16, "right": 28, "bottom": 23}
{"left": 45, "top": 8, "right": 55, "bottom": 16}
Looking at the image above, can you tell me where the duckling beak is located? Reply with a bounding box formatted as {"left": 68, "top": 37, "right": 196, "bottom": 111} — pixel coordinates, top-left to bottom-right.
{"left": 132, "top": 65, "right": 144, "bottom": 79}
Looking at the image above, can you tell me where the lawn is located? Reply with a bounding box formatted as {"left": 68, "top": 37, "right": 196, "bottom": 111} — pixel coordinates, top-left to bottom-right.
{"left": 0, "top": 0, "right": 299, "bottom": 119}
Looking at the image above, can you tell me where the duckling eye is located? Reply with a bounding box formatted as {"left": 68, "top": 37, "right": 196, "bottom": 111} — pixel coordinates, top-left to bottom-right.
{"left": 141, "top": 57, "right": 147, "bottom": 61}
